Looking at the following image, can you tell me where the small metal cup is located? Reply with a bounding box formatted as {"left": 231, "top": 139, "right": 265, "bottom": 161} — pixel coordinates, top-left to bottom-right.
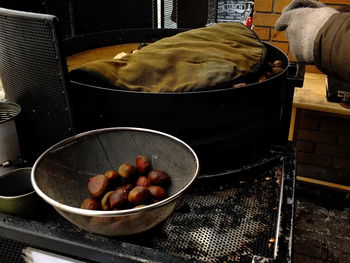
{"left": 0, "top": 102, "right": 21, "bottom": 166}
{"left": 0, "top": 167, "right": 43, "bottom": 217}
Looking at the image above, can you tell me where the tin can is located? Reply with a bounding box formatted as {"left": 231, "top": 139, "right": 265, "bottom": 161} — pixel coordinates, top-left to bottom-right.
{"left": 0, "top": 102, "right": 21, "bottom": 166}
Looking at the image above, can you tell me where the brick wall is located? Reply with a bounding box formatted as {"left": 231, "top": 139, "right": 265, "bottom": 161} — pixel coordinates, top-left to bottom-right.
{"left": 293, "top": 109, "right": 350, "bottom": 184}
{"left": 252, "top": 0, "right": 350, "bottom": 74}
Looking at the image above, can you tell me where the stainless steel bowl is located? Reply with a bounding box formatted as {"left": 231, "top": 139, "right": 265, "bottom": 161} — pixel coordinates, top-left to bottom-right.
{"left": 0, "top": 167, "right": 43, "bottom": 217}
{"left": 31, "top": 127, "right": 200, "bottom": 236}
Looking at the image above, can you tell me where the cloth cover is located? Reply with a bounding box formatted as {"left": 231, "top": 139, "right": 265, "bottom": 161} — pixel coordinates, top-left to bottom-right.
{"left": 69, "top": 23, "right": 266, "bottom": 92}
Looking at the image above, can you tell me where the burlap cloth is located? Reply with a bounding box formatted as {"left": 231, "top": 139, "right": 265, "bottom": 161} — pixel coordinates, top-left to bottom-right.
{"left": 70, "top": 23, "right": 266, "bottom": 92}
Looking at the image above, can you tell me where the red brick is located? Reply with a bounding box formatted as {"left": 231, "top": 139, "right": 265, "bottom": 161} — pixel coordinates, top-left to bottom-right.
{"left": 297, "top": 129, "right": 338, "bottom": 145}
{"left": 275, "top": 0, "right": 292, "bottom": 13}
{"left": 337, "top": 4, "right": 350, "bottom": 11}
{"left": 299, "top": 109, "right": 323, "bottom": 119}
{"left": 333, "top": 158, "right": 350, "bottom": 170}
{"left": 296, "top": 140, "right": 315, "bottom": 153}
{"left": 339, "top": 135, "right": 350, "bottom": 147}
{"left": 297, "top": 152, "right": 332, "bottom": 167}
{"left": 271, "top": 29, "right": 288, "bottom": 42}
{"left": 269, "top": 41, "right": 290, "bottom": 55}
{"left": 321, "top": 0, "right": 350, "bottom": 4}
{"left": 297, "top": 163, "right": 350, "bottom": 185}
{"left": 255, "top": 0, "right": 273, "bottom": 12}
{"left": 299, "top": 116, "right": 320, "bottom": 130}
{"left": 301, "top": 109, "right": 348, "bottom": 122}
{"left": 253, "top": 27, "right": 270, "bottom": 40}
{"left": 320, "top": 119, "right": 350, "bottom": 135}
{"left": 253, "top": 13, "right": 280, "bottom": 27}
{"left": 315, "top": 144, "right": 350, "bottom": 159}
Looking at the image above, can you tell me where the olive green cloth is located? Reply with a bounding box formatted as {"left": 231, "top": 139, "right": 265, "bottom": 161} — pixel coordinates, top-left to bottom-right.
{"left": 70, "top": 23, "right": 266, "bottom": 92}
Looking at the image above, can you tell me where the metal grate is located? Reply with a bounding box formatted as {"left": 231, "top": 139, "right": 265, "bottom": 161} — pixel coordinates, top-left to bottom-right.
{"left": 44, "top": 0, "right": 75, "bottom": 38}
{"left": 0, "top": 236, "right": 27, "bottom": 263}
{"left": 0, "top": 236, "right": 95, "bottom": 263}
{"left": 147, "top": 166, "right": 282, "bottom": 262}
{"left": 0, "top": 148, "right": 294, "bottom": 263}
{"left": 164, "top": 0, "right": 177, "bottom": 28}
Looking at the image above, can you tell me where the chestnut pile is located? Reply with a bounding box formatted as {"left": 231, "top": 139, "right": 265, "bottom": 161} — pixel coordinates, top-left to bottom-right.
{"left": 232, "top": 59, "right": 284, "bottom": 88}
{"left": 258, "top": 59, "right": 284, "bottom": 82}
{"left": 80, "top": 155, "right": 171, "bottom": 211}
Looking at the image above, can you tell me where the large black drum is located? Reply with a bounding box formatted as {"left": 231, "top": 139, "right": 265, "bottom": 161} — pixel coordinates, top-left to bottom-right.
{"left": 64, "top": 28, "right": 304, "bottom": 177}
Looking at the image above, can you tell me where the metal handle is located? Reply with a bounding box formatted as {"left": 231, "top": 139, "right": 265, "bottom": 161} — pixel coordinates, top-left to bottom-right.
{"left": 287, "top": 62, "right": 306, "bottom": 88}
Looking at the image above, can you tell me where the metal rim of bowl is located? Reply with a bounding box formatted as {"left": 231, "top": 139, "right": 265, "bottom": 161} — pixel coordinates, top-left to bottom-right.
{"left": 0, "top": 167, "right": 35, "bottom": 199}
{"left": 31, "top": 127, "right": 200, "bottom": 217}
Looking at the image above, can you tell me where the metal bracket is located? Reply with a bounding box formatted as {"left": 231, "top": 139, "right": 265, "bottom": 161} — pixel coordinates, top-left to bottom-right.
{"left": 338, "top": 90, "right": 350, "bottom": 103}
{"left": 287, "top": 62, "right": 306, "bottom": 88}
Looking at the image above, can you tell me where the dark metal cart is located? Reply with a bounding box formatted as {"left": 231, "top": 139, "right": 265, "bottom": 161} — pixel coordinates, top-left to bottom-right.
{"left": 0, "top": 145, "right": 295, "bottom": 263}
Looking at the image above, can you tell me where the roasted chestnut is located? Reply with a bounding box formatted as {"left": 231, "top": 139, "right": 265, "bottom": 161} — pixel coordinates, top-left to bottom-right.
{"left": 104, "top": 170, "right": 121, "bottom": 188}
{"left": 148, "top": 185, "right": 166, "bottom": 200}
{"left": 135, "top": 176, "right": 151, "bottom": 187}
{"left": 82, "top": 155, "right": 172, "bottom": 211}
{"left": 273, "top": 60, "right": 283, "bottom": 67}
{"left": 148, "top": 169, "right": 171, "bottom": 187}
{"left": 81, "top": 198, "right": 101, "bottom": 210}
{"left": 104, "top": 170, "right": 120, "bottom": 180}
{"left": 258, "top": 75, "right": 266, "bottom": 82}
{"left": 101, "top": 191, "right": 114, "bottom": 210}
{"left": 272, "top": 66, "right": 283, "bottom": 75}
{"left": 87, "top": 174, "right": 109, "bottom": 199}
{"left": 136, "top": 155, "right": 152, "bottom": 174}
{"left": 118, "top": 163, "right": 137, "bottom": 181}
{"left": 128, "top": 186, "right": 150, "bottom": 205}
{"left": 232, "top": 83, "right": 247, "bottom": 88}
{"left": 109, "top": 185, "right": 131, "bottom": 209}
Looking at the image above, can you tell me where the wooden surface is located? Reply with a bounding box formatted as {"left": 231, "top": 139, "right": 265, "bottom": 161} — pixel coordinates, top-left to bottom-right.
{"left": 297, "top": 176, "right": 350, "bottom": 192}
{"left": 293, "top": 73, "right": 350, "bottom": 116}
{"left": 289, "top": 73, "right": 350, "bottom": 141}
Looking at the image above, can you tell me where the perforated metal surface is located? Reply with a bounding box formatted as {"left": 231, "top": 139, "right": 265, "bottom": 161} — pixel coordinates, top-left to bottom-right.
{"left": 164, "top": 0, "right": 177, "bottom": 28}
{"left": 0, "top": 236, "right": 95, "bottom": 263}
{"left": 208, "top": 0, "right": 218, "bottom": 24}
{"left": 44, "top": 0, "right": 75, "bottom": 38}
{"left": 147, "top": 166, "right": 282, "bottom": 262}
{"left": 0, "top": 148, "right": 294, "bottom": 263}
{"left": 0, "top": 8, "right": 73, "bottom": 163}
{"left": 0, "top": 236, "right": 27, "bottom": 263}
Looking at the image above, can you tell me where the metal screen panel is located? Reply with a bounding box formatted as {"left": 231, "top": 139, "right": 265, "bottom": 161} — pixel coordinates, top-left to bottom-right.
{"left": 164, "top": 0, "right": 177, "bottom": 28}
{"left": 0, "top": 8, "right": 74, "bottom": 163}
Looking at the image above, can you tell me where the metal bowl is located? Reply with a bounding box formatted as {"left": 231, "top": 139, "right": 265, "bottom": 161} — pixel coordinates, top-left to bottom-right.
{"left": 31, "top": 127, "right": 200, "bottom": 236}
{"left": 0, "top": 167, "right": 43, "bottom": 217}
